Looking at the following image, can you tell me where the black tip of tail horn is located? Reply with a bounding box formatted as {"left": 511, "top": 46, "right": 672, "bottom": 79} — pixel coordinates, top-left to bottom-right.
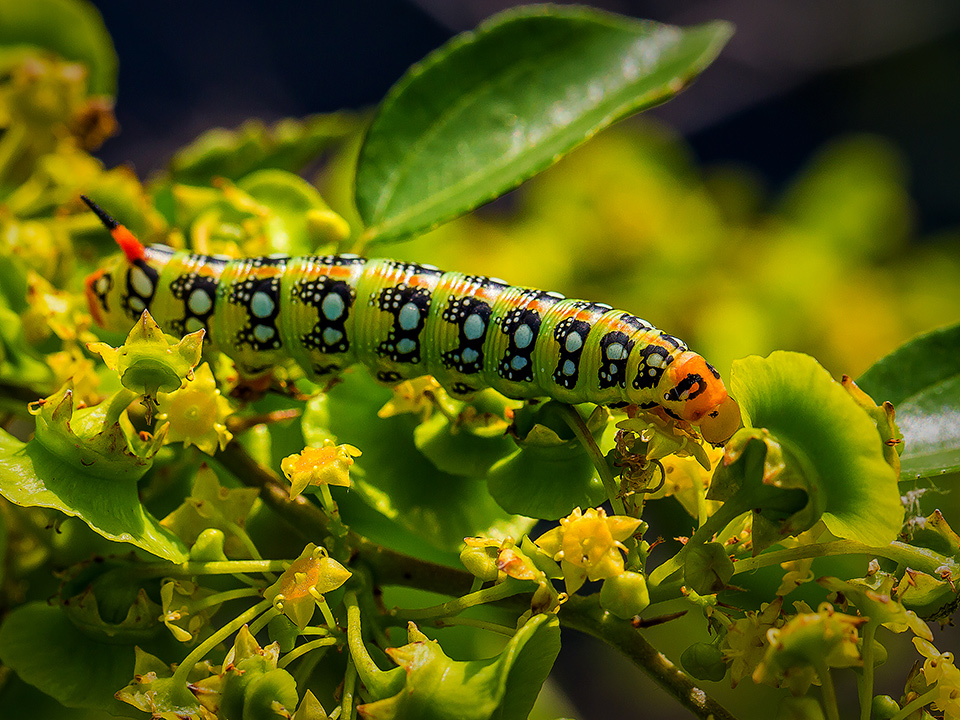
{"left": 80, "top": 195, "right": 119, "bottom": 230}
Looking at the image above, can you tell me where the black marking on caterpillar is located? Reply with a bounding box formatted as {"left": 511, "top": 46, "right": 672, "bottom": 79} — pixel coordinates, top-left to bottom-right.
{"left": 293, "top": 275, "right": 355, "bottom": 354}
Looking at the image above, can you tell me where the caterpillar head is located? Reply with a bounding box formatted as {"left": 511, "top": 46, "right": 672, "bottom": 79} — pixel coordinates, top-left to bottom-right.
{"left": 660, "top": 352, "right": 741, "bottom": 444}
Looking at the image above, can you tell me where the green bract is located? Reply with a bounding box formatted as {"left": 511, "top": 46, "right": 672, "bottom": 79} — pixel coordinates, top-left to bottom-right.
{"left": 88, "top": 310, "right": 204, "bottom": 401}
{"left": 355, "top": 5, "right": 733, "bottom": 242}
{"left": 713, "top": 352, "right": 903, "bottom": 551}
{"left": 353, "top": 614, "right": 561, "bottom": 720}
{"left": 0, "top": 382, "right": 185, "bottom": 560}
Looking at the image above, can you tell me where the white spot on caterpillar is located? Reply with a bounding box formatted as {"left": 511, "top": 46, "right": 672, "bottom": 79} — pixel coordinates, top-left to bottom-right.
{"left": 95, "top": 276, "right": 110, "bottom": 294}
{"left": 397, "top": 338, "right": 416, "bottom": 354}
{"left": 546, "top": 291, "right": 565, "bottom": 299}
{"left": 398, "top": 302, "right": 420, "bottom": 331}
{"left": 188, "top": 288, "right": 212, "bottom": 315}
{"left": 323, "top": 328, "right": 343, "bottom": 346}
{"left": 514, "top": 324, "right": 533, "bottom": 349}
{"left": 463, "top": 313, "right": 484, "bottom": 340}
{"left": 251, "top": 291, "right": 274, "bottom": 318}
{"left": 563, "top": 359, "right": 576, "bottom": 376}
{"left": 647, "top": 354, "right": 664, "bottom": 368}
{"left": 129, "top": 296, "right": 146, "bottom": 312}
{"left": 511, "top": 355, "right": 527, "bottom": 371}
{"left": 185, "top": 317, "right": 204, "bottom": 332}
{"left": 462, "top": 348, "right": 479, "bottom": 364}
{"left": 565, "top": 332, "right": 583, "bottom": 353}
{"left": 322, "top": 293, "right": 345, "bottom": 321}
{"left": 130, "top": 266, "right": 153, "bottom": 297}
{"left": 607, "top": 342, "right": 626, "bottom": 360}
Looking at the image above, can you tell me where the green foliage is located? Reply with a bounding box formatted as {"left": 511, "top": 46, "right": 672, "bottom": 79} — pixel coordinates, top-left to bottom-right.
{"left": 0, "top": 3, "right": 959, "bottom": 720}
{"left": 355, "top": 6, "right": 732, "bottom": 243}
{"left": 858, "top": 321, "right": 960, "bottom": 479}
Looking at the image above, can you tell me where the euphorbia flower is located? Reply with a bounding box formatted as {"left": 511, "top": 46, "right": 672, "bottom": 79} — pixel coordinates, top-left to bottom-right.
{"left": 156, "top": 362, "right": 233, "bottom": 455}
{"left": 913, "top": 637, "right": 960, "bottom": 717}
{"left": 264, "top": 544, "right": 351, "bottom": 629}
{"left": 535, "top": 506, "right": 642, "bottom": 594}
{"left": 281, "top": 443, "right": 361, "bottom": 497}
{"left": 88, "top": 309, "right": 204, "bottom": 402}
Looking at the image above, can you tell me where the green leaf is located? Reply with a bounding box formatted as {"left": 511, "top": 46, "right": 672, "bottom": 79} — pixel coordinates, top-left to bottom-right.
{"left": 486, "top": 402, "right": 605, "bottom": 520}
{"left": 355, "top": 6, "right": 732, "bottom": 243}
{"left": 303, "top": 371, "right": 534, "bottom": 555}
{"left": 0, "top": 428, "right": 187, "bottom": 561}
{"left": 169, "top": 114, "right": 358, "bottom": 185}
{"left": 857, "top": 322, "right": 960, "bottom": 479}
{"left": 0, "top": 0, "right": 117, "bottom": 96}
{"left": 237, "top": 169, "right": 350, "bottom": 254}
{"left": 0, "top": 602, "right": 135, "bottom": 715}
{"left": 725, "top": 352, "right": 902, "bottom": 547}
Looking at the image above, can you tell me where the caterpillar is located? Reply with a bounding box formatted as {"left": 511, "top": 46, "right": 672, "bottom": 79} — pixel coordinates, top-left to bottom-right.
{"left": 80, "top": 196, "right": 741, "bottom": 443}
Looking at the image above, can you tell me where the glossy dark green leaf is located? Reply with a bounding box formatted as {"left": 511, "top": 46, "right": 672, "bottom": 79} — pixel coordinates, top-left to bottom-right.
{"left": 0, "top": 0, "right": 117, "bottom": 96}
{"left": 0, "top": 603, "right": 135, "bottom": 715}
{"left": 355, "top": 6, "right": 732, "bottom": 243}
{"left": 858, "top": 323, "right": 960, "bottom": 479}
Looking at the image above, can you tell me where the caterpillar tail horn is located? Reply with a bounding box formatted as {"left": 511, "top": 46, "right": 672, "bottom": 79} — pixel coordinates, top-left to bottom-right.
{"left": 80, "top": 195, "right": 146, "bottom": 262}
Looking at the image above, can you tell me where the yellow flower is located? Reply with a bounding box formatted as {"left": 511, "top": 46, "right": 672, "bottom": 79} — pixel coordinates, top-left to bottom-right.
{"left": 156, "top": 362, "right": 233, "bottom": 455}
{"left": 913, "top": 638, "right": 960, "bottom": 716}
{"left": 88, "top": 309, "right": 204, "bottom": 401}
{"left": 721, "top": 597, "right": 783, "bottom": 687}
{"left": 264, "top": 544, "right": 352, "bottom": 629}
{"left": 281, "top": 443, "right": 361, "bottom": 497}
{"left": 753, "top": 602, "right": 865, "bottom": 695}
{"left": 377, "top": 376, "right": 443, "bottom": 419}
{"left": 535, "top": 506, "right": 642, "bottom": 594}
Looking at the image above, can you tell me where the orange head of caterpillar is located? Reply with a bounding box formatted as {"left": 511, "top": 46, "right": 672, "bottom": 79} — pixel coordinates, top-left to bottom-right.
{"left": 660, "top": 352, "right": 741, "bottom": 444}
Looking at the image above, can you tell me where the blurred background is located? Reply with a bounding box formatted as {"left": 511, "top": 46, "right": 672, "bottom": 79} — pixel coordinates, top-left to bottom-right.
{"left": 82, "top": 2, "right": 960, "bottom": 718}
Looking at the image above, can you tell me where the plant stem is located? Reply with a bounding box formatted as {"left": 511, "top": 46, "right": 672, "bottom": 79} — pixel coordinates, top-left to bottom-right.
{"left": 814, "top": 659, "right": 840, "bottom": 720}
{"left": 731, "top": 540, "right": 960, "bottom": 579}
{"left": 889, "top": 688, "right": 938, "bottom": 720}
{"left": 427, "top": 616, "right": 518, "bottom": 636}
{"left": 341, "top": 654, "right": 358, "bottom": 720}
{"left": 278, "top": 637, "right": 338, "bottom": 669}
{"left": 171, "top": 599, "right": 271, "bottom": 685}
{"left": 560, "top": 594, "right": 740, "bottom": 720}
{"left": 189, "top": 586, "right": 262, "bottom": 612}
{"left": 859, "top": 621, "right": 878, "bottom": 720}
{"left": 557, "top": 404, "right": 625, "bottom": 514}
{"left": 138, "top": 559, "right": 289, "bottom": 578}
{"left": 344, "top": 592, "right": 405, "bottom": 698}
{"left": 390, "top": 578, "right": 528, "bottom": 621}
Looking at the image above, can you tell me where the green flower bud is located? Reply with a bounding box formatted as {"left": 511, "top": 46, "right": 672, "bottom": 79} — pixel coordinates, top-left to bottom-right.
{"left": 189, "top": 528, "right": 228, "bottom": 562}
{"left": 460, "top": 541, "right": 500, "bottom": 582}
{"left": 870, "top": 695, "right": 900, "bottom": 719}
{"left": 680, "top": 642, "right": 726, "bottom": 682}
{"left": 599, "top": 571, "right": 650, "bottom": 619}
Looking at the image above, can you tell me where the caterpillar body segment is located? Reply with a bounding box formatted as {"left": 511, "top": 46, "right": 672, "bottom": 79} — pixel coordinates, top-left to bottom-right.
{"left": 81, "top": 197, "right": 741, "bottom": 443}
